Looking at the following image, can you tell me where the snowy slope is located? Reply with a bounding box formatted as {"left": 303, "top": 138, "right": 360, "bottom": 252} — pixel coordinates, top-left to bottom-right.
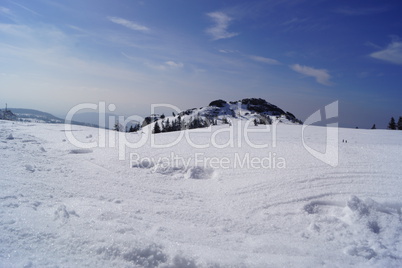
{"left": 1, "top": 120, "right": 401, "bottom": 267}
{"left": 146, "top": 98, "right": 301, "bottom": 135}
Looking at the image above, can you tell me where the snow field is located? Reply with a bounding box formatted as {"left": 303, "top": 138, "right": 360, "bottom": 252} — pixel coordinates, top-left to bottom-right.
{"left": 0, "top": 120, "right": 401, "bottom": 267}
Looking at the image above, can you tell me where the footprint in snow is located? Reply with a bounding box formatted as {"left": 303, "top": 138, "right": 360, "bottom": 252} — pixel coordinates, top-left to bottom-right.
{"left": 304, "top": 195, "right": 402, "bottom": 261}
{"left": 54, "top": 204, "right": 79, "bottom": 224}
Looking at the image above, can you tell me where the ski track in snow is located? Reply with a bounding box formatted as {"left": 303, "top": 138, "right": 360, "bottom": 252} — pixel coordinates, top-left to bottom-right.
{"left": 0, "top": 120, "right": 401, "bottom": 267}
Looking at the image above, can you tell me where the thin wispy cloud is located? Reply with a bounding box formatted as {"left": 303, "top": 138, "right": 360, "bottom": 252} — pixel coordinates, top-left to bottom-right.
{"left": 145, "top": 60, "right": 184, "bottom": 71}
{"left": 290, "top": 64, "right": 332, "bottom": 86}
{"left": 10, "top": 1, "right": 41, "bottom": 16}
{"left": 206, "top": 12, "right": 239, "bottom": 40}
{"left": 0, "top": 25, "right": 148, "bottom": 84}
{"left": 107, "top": 16, "right": 149, "bottom": 32}
{"left": 218, "top": 49, "right": 238, "bottom": 54}
{"left": 0, "top": 6, "right": 11, "bottom": 14}
{"left": 0, "top": 6, "right": 17, "bottom": 22}
{"left": 0, "top": 23, "right": 59, "bottom": 41}
{"left": 364, "top": 41, "right": 382, "bottom": 49}
{"left": 121, "top": 52, "right": 137, "bottom": 61}
{"left": 122, "top": 52, "right": 184, "bottom": 70}
{"left": 370, "top": 41, "right": 402, "bottom": 65}
{"left": 67, "top": 25, "right": 87, "bottom": 33}
{"left": 165, "top": 61, "right": 184, "bottom": 68}
{"left": 249, "top": 55, "right": 281, "bottom": 65}
{"left": 334, "top": 6, "right": 388, "bottom": 16}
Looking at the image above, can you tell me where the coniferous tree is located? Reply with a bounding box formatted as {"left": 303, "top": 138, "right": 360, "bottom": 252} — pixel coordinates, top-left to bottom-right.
{"left": 160, "top": 120, "right": 165, "bottom": 132}
{"left": 142, "top": 117, "right": 152, "bottom": 127}
{"left": 267, "top": 116, "right": 272, "bottom": 125}
{"left": 129, "top": 124, "right": 139, "bottom": 132}
{"left": 153, "top": 122, "right": 161, "bottom": 134}
{"left": 188, "top": 117, "right": 209, "bottom": 129}
{"left": 388, "top": 117, "right": 396, "bottom": 130}
{"left": 114, "top": 120, "right": 121, "bottom": 132}
{"left": 171, "top": 119, "right": 178, "bottom": 131}
{"left": 163, "top": 119, "right": 171, "bottom": 132}
{"left": 397, "top": 116, "right": 402, "bottom": 130}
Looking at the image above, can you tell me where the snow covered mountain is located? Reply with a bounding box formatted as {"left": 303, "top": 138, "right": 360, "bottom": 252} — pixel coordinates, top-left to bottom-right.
{"left": 182, "top": 98, "right": 301, "bottom": 123}
{"left": 143, "top": 98, "right": 302, "bottom": 133}
{"left": 1, "top": 119, "right": 401, "bottom": 267}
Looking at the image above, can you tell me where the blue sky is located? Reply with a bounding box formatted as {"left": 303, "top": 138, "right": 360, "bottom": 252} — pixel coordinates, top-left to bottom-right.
{"left": 0, "top": 0, "right": 401, "bottom": 128}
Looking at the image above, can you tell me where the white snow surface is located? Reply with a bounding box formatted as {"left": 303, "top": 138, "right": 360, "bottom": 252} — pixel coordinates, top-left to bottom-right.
{"left": 1, "top": 120, "right": 402, "bottom": 267}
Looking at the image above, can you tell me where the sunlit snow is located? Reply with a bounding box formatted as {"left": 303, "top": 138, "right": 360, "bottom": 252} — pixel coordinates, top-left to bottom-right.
{"left": 1, "top": 120, "right": 401, "bottom": 267}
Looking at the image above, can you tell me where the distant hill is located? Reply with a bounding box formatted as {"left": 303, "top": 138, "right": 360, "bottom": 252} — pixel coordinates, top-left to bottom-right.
{"left": 5, "top": 98, "right": 302, "bottom": 132}
{"left": 141, "top": 98, "right": 303, "bottom": 134}
{"left": 183, "top": 98, "right": 302, "bottom": 123}
{"left": 8, "top": 108, "right": 98, "bottom": 128}
{"left": 70, "top": 112, "right": 118, "bottom": 129}
{"left": 11, "top": 108, "right": 64, "bottom": 124}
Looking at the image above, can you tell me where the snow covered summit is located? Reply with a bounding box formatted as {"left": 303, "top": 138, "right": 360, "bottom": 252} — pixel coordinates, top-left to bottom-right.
{"left": 179, "top": 98, "right": 302, "bottom": 124}
{"left": 142, "top": 98, "right": 302, "bottom": 134}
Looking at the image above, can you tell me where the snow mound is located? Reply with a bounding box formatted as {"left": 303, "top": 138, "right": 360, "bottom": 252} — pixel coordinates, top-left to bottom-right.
{"left": 344, "top": 245, "right": 377, "bottom": 260}
{"left": 152, "top": 164, "right": 187, "bottom": 176}
{"left": 132, "top": 159, "right": 216, "bottom": 180}
{"left": 185, "top": 166, "right": 216, "bottom": 180}
{"left": 132, "top": 158, "right": 156, "bottom": 169}
{"left": 25, "top": 164, "right": 35, "bottom": 172}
